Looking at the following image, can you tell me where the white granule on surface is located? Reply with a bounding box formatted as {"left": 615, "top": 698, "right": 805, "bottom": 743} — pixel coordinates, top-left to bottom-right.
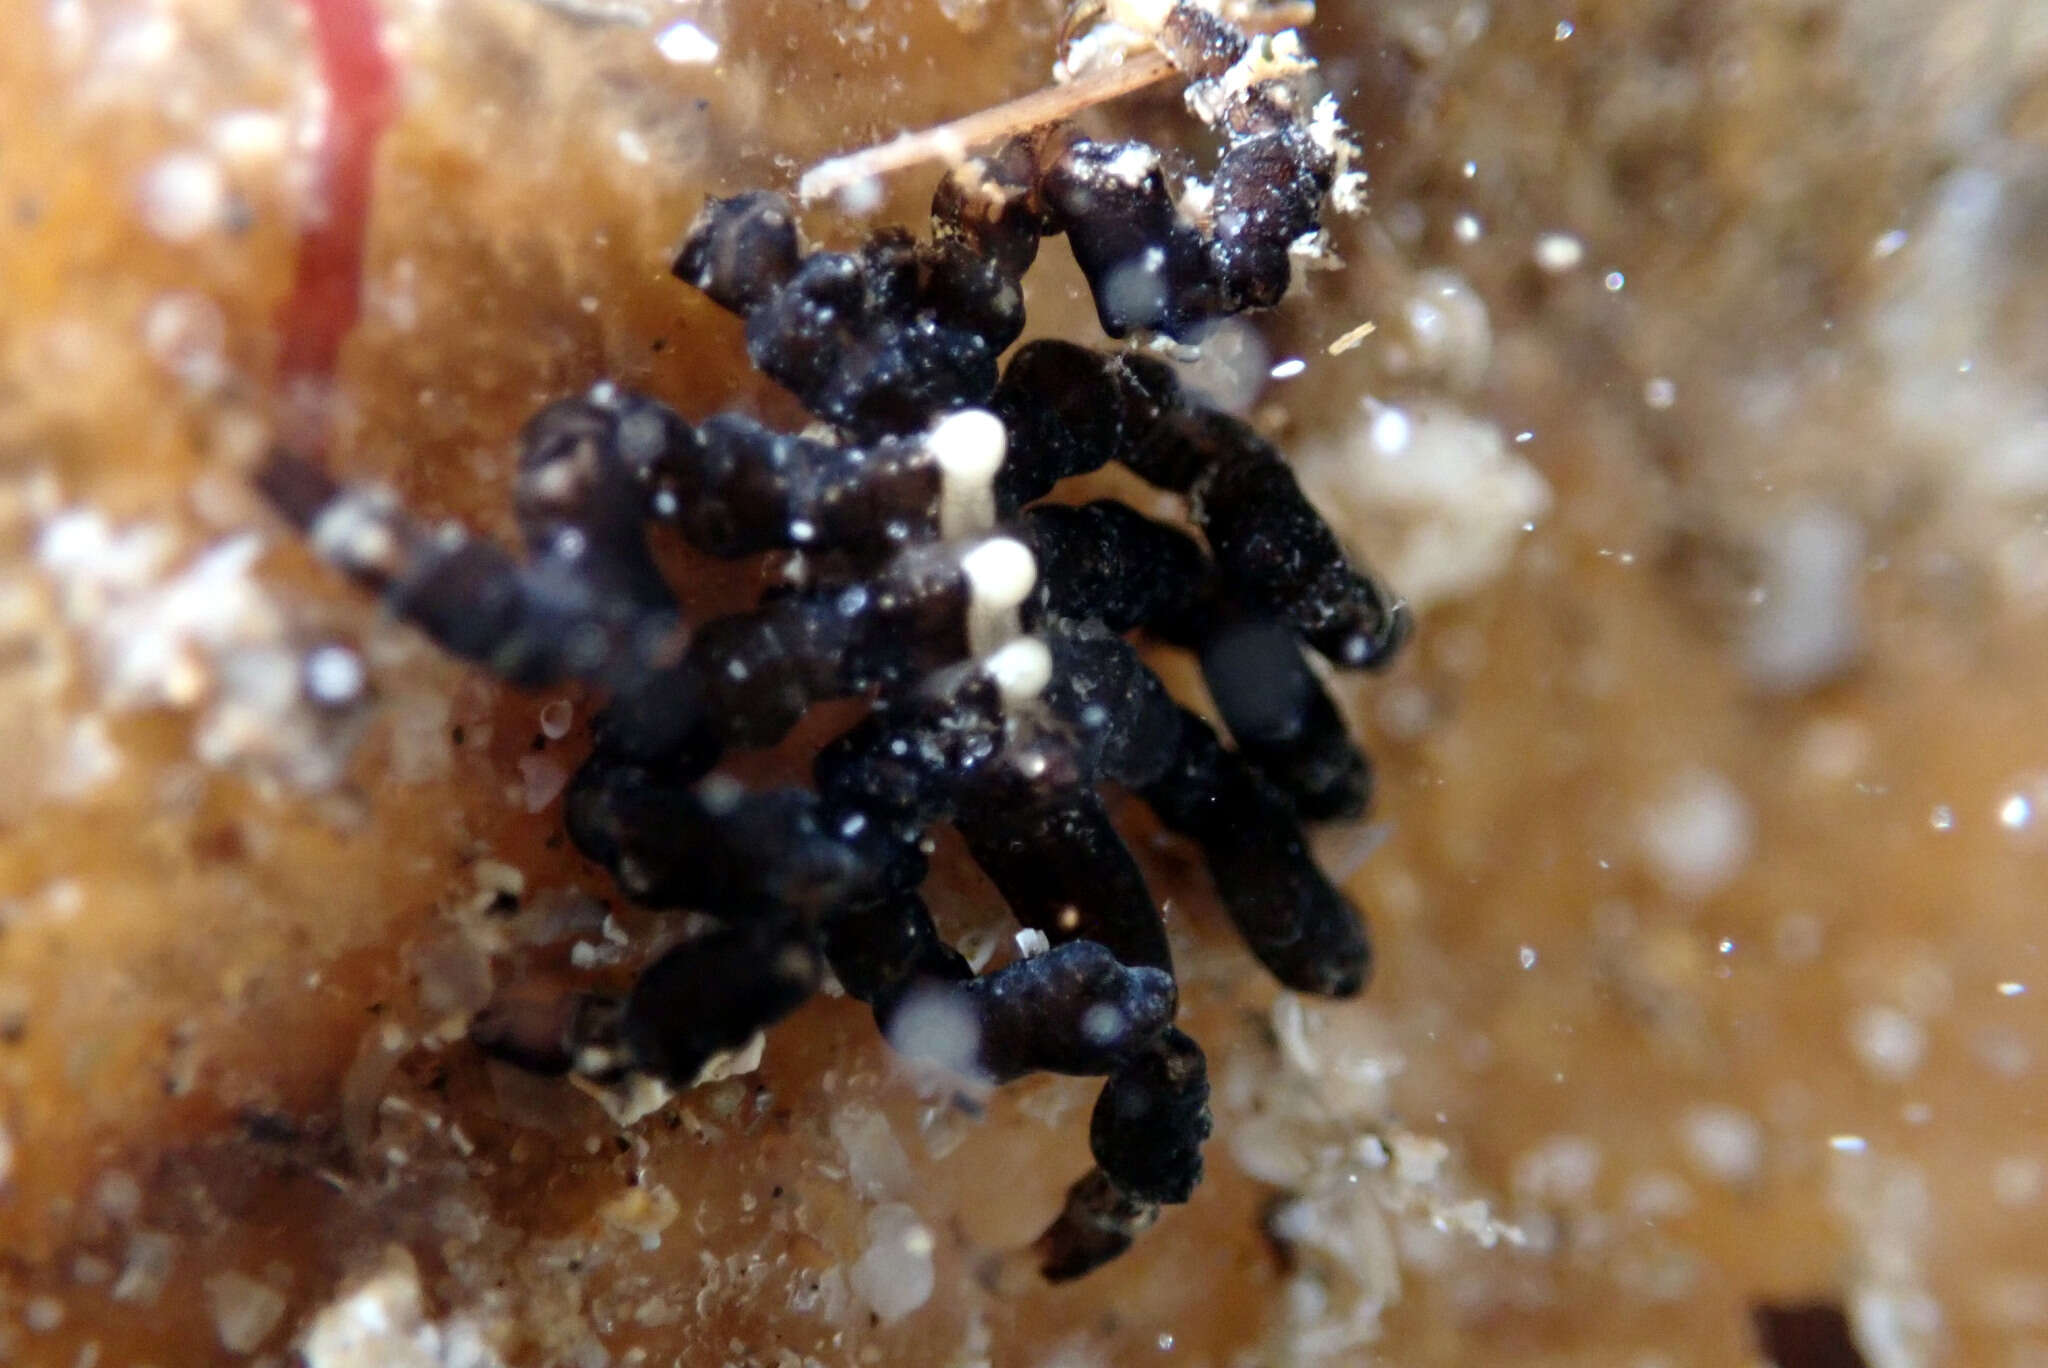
{"left": 654, "top": 20, "right": 719, "bottom": 64}
{"left": 847, "top": 1203, "right": 936, "bottom": 1324}
{"left": 1533, "top": 232, "right": 1585, "bottom": 272}
{"left": 1510, "top": 1134, "right": 1603, "bottom": 1205}
{"left": 1297, "top": 397, "right": 1550, "bottom": 609}
{"left": 299, "top": 1247, "right": 505, "bottom": 1368}
{"left": 1849, "top": 1006, "right": 1928, "bottom": 1082}
{"left": 1743, "top": 505, "right": 1866, "bottom": 693}
{"left": 138, "top": 150, "right": 226, "bottom": 241}
{"left": 1677, "top": 1104, "right": 1764, "bottom": 1186}
{"left": 205, "top": 1270, "right": 288, "bottom": 1354}
{"left": 1637, "top": 768, "right": 1754, "bottom": 902}
{"left": 34, "top": 504, "right": 364, "bottom": 789}
{"left": 830, "top": 1102, "right": 913, "bottom": 1199}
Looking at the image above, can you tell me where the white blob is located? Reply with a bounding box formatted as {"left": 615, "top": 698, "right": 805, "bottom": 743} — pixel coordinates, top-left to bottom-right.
{"left": 1678, "top": 1104, "right": 1764, "bottom": 1185}
{"left": 654, "top": 21, "right": 719, "bottom": 64}
{"left": 139, "top": 152, "right": 226, "bottom": 242}
{"left": 984, "top": 636, "right": 1053, "bottom": 706}
{"left": 1744, "top": 505, "right": 1866, "bottom": 692}
{"left": 1850, "top": 1006, "right": 1927, "bottom": 1082}
{"left": 929, "top": 408, "right": 1006, "bottom": 540}
{"left": 1637, "top": 768, "right": 1753, "bottom": 901}
{"left": 960, "top": 536, "right": 1036, "bottom": 655}
{"left": 1533, "top": 232, "right": 1585, "bottom": 272}
{"left": 849, "top": 1203, "right": 937, "bottom": 1323}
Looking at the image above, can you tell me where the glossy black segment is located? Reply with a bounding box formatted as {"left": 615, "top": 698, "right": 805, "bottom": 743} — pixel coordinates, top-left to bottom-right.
{"left": 955, "top": 756, "right": 1175, "bottom": 978}
{"left": 620, "top": 921, "right": 821, "bottom": 1085}
{"left": 564, "top": 760, "right": 867, "bottom": 917}
{"left": 1034, "top": 1168, "right": 1160, "bottom": 1283}
{"left": 892, "top": 940, "right": 1175, "bottom": 1085}
{"left": 1090, "top": 1028, "right": 1211, "bottom": 1205}
{"left": 821, "top": 890, "right": 971, "bottom": 1007}
{"left": 672, "top": 190, "right": 803, "bottom": 314}
{"left": 1200, "top": 617, "right": 1372, "bottom": 820}
{"left": 1139, "top": 706, "right": 1371, "bottom": 997}
{"left": 1021, "top": 500, "right": 1210, "bottom": 639}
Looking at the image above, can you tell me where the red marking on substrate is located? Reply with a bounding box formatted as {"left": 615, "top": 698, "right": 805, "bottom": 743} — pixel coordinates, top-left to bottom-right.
{"left": 278, "top": 0, "right": 396, "bottom": 400}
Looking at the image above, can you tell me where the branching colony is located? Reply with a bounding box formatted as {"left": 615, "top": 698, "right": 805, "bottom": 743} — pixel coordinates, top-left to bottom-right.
{"left": 263, "top": 0, "right": 1408, "bottom": 1281}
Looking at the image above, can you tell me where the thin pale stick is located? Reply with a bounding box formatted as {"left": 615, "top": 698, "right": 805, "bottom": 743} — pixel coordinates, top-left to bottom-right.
{"left": 796, "top": 1, "right": 1318, "bottom": 204}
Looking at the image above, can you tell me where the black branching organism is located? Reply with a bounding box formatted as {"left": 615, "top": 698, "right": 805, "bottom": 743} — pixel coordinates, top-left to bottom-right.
{"left": 264, "top": 0, "right": 1406, "bottom": 1284}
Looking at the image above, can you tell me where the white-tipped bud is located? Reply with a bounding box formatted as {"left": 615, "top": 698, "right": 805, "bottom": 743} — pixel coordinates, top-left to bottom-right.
{"left": 984, "top": 636, "right": 1054, "bottom": 706}
{"left": 929, "top": 408, "right": 1006, "bottom": 540}
{"left": 960, "top": 535, "right": 1037, "bottom": 655}
{"left": 959, "top": 535, "right": 1036, "bottom": 610}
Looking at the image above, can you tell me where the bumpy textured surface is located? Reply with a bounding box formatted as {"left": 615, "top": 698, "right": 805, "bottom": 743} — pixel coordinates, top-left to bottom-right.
{"left": 6, "top": 0, "right": 2048, "bottom": 1365}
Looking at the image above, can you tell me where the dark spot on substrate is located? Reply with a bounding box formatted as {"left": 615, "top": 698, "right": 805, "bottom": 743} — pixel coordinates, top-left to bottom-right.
{"left": 1751, "top": 1300, "right": 1868, "bottom": 1368}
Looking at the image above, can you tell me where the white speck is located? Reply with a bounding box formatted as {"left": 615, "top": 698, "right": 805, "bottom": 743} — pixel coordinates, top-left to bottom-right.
{"left": 1638, "top": 768, "right": 1753, "bottom": 900}
{"left": 1850, "top": 1006, "right": 1926, "bottom": 1081}
{"left": 1461, "top": 160, "right": 1477, "bottom": 178}
{"left": 1517, "top": 945, "right": 1538, "bottom": 970}
{"left": 1603, "top": 271, "right": 1626, "bottom": 291}
{"left": 1157, "top": 1332, "right": 1176, "bottom": 1351}
{"left": 1533, "top": 232, "right": 1584, "bottom": 272}
{"left": 1014, "top": 928, "right": 1051, "bottom": 958}
{"left": 1828, "top": 1134, "right": 1867, "bottom": 1153}
{"left": 848, "top": 1203, "right": 936, "bottom": 1323}
{"left": 655, "top": 20, "right": 719, "bottom": 63}
{"left": 1367, "top": 403, "right": 1413, "bottom": 455}
{"left": 1678, "top": 1104, "right": 1763, "bottom": 1185}
{"left": 1999, "top": 982, "right": 2026, "bottom": 997}
{"left": 788, "top": 519, "right": 816, "bottom": 543}
{"left": 616, "top": 128, "right": 651, "bottom": 165}
{"left": 1081, "top": 1003, "right": 1126, "bottom": 1043}
{"left": 834, "top": 175, "right": 885, "bottom": 215}
{"left": 138, "top": 152, "right": 226, "bottom": 242}
{"left": 206, "top": 1270, "right": 286, "bottom": 1353}
{"left": 1994, "top": 1157, "right": 2042, "bottom": 1206}
{"left": 1872, "top": 229, "right": 1908, "bottom": 258}
{"left": 303, "top": 644, "right": 366, "bottom": 705}
{"left": 1643, "top": 377, "right": 1677, "bottom": 409}
{"left": 210, "top": 110, "right": 289, "bottom": 164}
{"left": 1512, "top": 1133, "right": 1603, "bottom": 1203}
{"left": 1554, "top": 19, "right": 1574, "bottom": 39}
{"left": 831, "top": 1103, "right": 913, "bottom": 1199}
{"left": 2000, "top": 794, "right": 2033, "bottom": 830}
{"left": 1453, "top": 212, "right": 1482, "bottom": 243}
{"left": 1269, "top": 358, "right": 1307, "bottom": 380}
{"left": 1929, "top": 804, "right": 1954, "bottom": 831}
{"left": 539, "top": 698, "right": 574, "bottom": 740}
{"left": 141, "top": 291, "right": 228, "bottom": 392}
{"left": 1744, "top": 505, "right": 1866, "bottom": 692}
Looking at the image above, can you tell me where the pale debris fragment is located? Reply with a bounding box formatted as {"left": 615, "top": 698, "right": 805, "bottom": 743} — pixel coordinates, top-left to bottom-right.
{"left": 1326, "top": 320, "right": 1377, "bottom": 355}
{"left": 1637, "top": 768, "right": 1754, "bottom": 902}
{"left": 299, "top": 1246, "right": 506, "bottom": 1368}
{"left": 1226, "top": 994, "right": 1522, "bottom": 1360}
{"left": 599, "top": 1182, "right": 681, "bottom": 1249}
{"left": 831, "top": 1103, "right": 914, "bottom": 1199}
{"left": 1743, "top": 505, "right": 1866, "bottom": 693}
{"left": 205, "top": 1270, "right": 288, "bottom": 1354}
{"left": 1296, "top": 397, "right": 1550, "bottom": 609}
{"left": 1829, "top": 1153, "right": 1945, "bottom": 1368}
{"left": 1678, "top": 1104, "right": 1765, "bottom": 1186}
{"left": 847, "top": 1202, "right": 937, "bottom": 1323}
{"left": 34, "top": 504, "right": 363, "bottom": 789}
